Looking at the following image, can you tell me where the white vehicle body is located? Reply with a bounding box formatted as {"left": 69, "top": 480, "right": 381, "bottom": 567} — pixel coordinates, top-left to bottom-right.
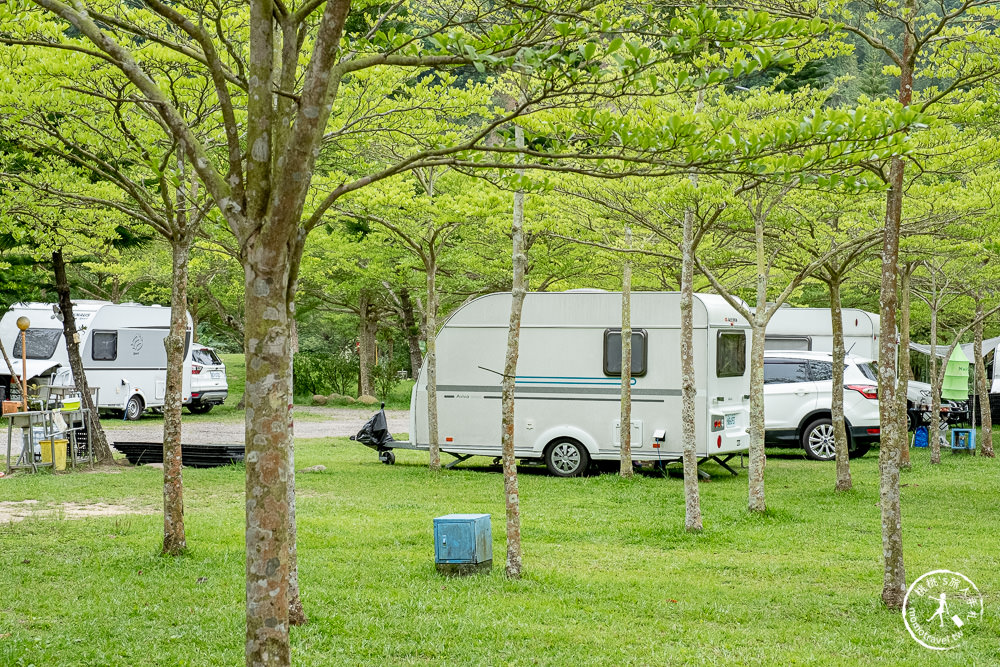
{"left": 765, "top": 307, "right": 881, "bottom": 361}
{"left": 0, "top": 301, "right": 192, "bottom": 418}
{"left": 409, "top": 291, "right": 752, "bottom": 474}
{"left": 187, "top": 344, "right": 228, "bottom": 413}
{"left": 763, "top": 350, "right": 880, "bottom": 460}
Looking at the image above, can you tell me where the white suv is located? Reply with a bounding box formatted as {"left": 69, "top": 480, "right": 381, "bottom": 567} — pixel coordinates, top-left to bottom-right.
{"left": 186, "top": 344, "right": 228, "bottom": 414}
{"left": 763, "top": 351, "right": 880, "bottom": 461}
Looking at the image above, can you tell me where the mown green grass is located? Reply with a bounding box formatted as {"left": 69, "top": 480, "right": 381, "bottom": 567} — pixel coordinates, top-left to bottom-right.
{"left": 1, "top": 443, "right": 998, "bottom": 665}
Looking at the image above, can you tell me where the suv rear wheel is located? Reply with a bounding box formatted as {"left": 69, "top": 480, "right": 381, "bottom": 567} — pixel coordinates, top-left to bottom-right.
{"left": 802, "top": 418, "right": 838, "bottom": 461}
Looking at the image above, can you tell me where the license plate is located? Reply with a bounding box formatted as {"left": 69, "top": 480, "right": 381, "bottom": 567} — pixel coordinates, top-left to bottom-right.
{"left": 725, "top": 414, "right": 737, "bottom": 429}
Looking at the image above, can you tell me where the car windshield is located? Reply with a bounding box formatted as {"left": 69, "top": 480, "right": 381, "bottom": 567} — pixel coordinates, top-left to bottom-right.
{"left": 192, "top": 348, "right": 222, "bottom": 366}
{"left": 858, "top": 362, "right": 878, "bottom": 382}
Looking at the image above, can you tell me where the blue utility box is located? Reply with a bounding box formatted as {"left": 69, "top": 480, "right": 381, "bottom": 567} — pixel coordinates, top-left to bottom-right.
{"left": 433, "top": 513, "right": 492, "bottom": 575}
{"left": 951, "top": 428, "right": 975, "bottom": 453}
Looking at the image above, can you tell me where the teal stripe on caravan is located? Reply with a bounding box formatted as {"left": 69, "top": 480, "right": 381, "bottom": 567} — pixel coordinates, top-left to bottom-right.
{"left": 435, "top": 384, "right": 680, "bottom": 397}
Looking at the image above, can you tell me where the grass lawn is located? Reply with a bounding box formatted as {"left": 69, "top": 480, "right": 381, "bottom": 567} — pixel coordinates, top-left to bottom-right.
{"left": 1, "top": 442, "right": 998, "bottom": 665}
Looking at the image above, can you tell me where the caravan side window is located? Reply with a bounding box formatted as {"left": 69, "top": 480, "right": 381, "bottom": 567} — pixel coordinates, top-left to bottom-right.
{"left": 603, "top": 329, "right": 647, "bottom": 377}
{"left": 717, "top": 331, "right": 746, "bottom": 377}
{"left": 91, "top": 331, "right": 118, "bottom": 361}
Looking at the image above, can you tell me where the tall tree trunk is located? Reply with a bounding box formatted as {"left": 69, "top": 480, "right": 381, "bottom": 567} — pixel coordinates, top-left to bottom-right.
{"left": 974, "top": 297, "right": 994, "bottom": 457}
{"left": 358, "top": 290, "right": 377, "bottom": 396}
{"left": 399, "top": 287, "right": 423, "bottom": 377}
{"left": 747, "top": 208, "right": 768, "bottom": 514}
{"left": 747, "top": 323, "right": 767, "bottom": 513}
{"left": 679, "top": 196, "right": 703, "bottom": 530}
{"left": 242, "top": 245, "right": 296, "bottom": 665}
{"left": 52, "top": 250, "right": 114, "bottom": 464}
{"left": 928, "top": 299, "right": 941, "bottom": 464}
{"left": 619, "top": 226, "right": 633, "bottom": 478}
{"left": 425, "top": 258, "right": 441, "bottom": 471}
{"left": 500, "top": 124, "right": 527, "bottom": 579}
{"left": 877, "top": 0, "right": 915, "bottom": 610}
{"left": 162, "top": 238, "right": 191, "bottom": 555}
{"left": 830, "top": 274, "right": 851, "bottom": 492}
{"left": 897, "top": 264, "right": 913, "bottom": 468}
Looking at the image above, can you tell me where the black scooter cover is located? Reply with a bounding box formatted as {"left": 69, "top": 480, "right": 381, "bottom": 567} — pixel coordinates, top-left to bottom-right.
{"left": 350, "top": 405, "right": 394, "bottom": 449}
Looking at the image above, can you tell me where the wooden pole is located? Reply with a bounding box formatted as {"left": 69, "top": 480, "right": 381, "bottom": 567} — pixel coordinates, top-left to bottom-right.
{"left": 20, "top": 329, "right": 28, "bottom": 412}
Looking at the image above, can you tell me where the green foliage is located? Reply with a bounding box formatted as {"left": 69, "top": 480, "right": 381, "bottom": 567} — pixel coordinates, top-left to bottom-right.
{"left": 292, "top": 350, "right": 359, "bottom": 398}
{"left": 370, "top": 359, "right": 403, "bottom": 403}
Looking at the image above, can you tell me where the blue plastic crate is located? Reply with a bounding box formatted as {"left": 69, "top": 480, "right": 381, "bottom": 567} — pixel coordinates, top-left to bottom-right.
{"left": 433, "top": 513, "right": 492, "bottom": 564}
{"left": 951, "top": 429, "right": 975, "bottom": 451}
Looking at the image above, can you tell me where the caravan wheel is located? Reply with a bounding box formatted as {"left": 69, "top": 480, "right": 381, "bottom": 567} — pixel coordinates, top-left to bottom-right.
{"left": 544, "top": 439, "right": 589, "bottom": 477}
{"left": 124, "top": 395, "right": 145, "bottom": 421}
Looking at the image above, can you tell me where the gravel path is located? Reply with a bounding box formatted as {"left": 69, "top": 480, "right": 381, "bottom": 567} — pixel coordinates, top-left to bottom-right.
{"left": 3, "top": 408, "right": 408, "bottom": 455}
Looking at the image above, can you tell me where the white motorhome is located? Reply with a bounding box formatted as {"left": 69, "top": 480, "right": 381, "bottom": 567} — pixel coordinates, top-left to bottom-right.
{"left": 0, "top": 301, "right": 192, "bottom": 419}
{"left": 397, "top": 291, "right": 751, "bottom": 476}
{"left": 765, "top": 307, "right": 881, "bottom": 360}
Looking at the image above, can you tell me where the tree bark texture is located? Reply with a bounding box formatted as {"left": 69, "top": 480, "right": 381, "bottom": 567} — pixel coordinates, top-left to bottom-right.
{"left": 619, "top": 226, "right": 633, "bottom": 478}
{"left": 500, "top": 124, "right": 526, "bottom": 580}
{"left": 52, "top": 250, "right": 114, "bottom": 464}
{"left": 877, "top": 1, "right": 915, "bottom": 609}
{"left": 162, "top": 238, "right": 191, "bottom": 555}
{"left": 974, "top": 300, "right": 994, "bottom": 457}
{"left": 425, "top": 260, "right": 441, "bottom": 470}
{"left": 829, "top": 276, "right": 852, "bottom": 492}
{"left": 358, "top": 290, "right": 377, "bottom": 397}
{"left": 398, "top": 287, "right": 424, "bottom": 378}
{"left": 897, "top": 265, "right": 913, "bottom": 468}
{"left": 747, "top": 208, "right": 768, "bottom": 514}
{"left": 680, "top": 200, "right": 703, "bottom": 531}
{"left": 243, "top": 249, "right": 296, "bottom": 665}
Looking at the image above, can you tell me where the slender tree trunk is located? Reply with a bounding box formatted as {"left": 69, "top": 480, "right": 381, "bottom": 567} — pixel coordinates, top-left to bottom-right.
{"left": 52, "top": 250, "right": 114, "bottom": 464}
{"left": 877, "top": 2, "right": 915, "bottom": 609}
{"left": 830, "top": 275, "right": 851, "bottom": 492}
{"left": 619, "top": 227, "right": 633, "bottom": 478}
{"left": 162, "top": 238, "right": 191, "bottom": 555}
{"left": 928, "top": 301, "right": 941, "bottom": 464}
{"left": 747, "top": 208, "right": 768, "bottom": 513}
{"left": 974, "top": 298, "right": 994, "bottom": 457}
{"left": 242, "top": 246, "right": 296, "bottom": 665}
{"left": 358, "top": 290, "right": 376, "bottom": 396}
{"left": 399, "top": 287, "right": 423, "bottom": 377}
{"left": 679, "top": 195, "right": 702, "bottom": 530}
{"left": 748, "top": 323, "right": 767, "bottom": 513}
{"left": 500, "top": 124, "right": 527, "bottom": 579}
{"left": 425, "top": 259, "right": 441, "bottom": 471}
{"left": 897, "top": 265, "right": 913, "bottom": 468}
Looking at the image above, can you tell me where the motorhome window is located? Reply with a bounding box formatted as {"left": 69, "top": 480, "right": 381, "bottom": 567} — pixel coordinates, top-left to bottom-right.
{"left": 764, "top": 336, "right": 811, "bottom": 351}
{"left": 808, "top": 361, "right": 834, "bottom": 381}
{"left": 91, "top": 331, "right": 118, "bottom": 361}
{"left": 763, "top": 360, "right": 809, "bottom": 384}
{"left": 716, "top": 331, "right": 746, "bottom": 377}
{"left": 12, "top": 329, "right": 61, "bottom": 360}
{"left": 603, "top": 329, "right": 647, "bottom": 377}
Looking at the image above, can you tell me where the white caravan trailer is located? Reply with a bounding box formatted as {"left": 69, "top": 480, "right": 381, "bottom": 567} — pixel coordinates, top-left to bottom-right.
{"left": 765, "top": 307, "right": 881, "bottom": 361}
{"left": 0, "top": 301, "right": 192, "bottom": 419}
{"left": 381, "top": 291, "right": 752, "bottom": 476}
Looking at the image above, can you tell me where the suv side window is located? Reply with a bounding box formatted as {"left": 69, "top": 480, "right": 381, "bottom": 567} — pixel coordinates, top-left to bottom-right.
{"left": 763, "top": 359, "right": 810, "bottom": 384}
{"left": 808, "top": 360, "right": 833, "bottom": 381}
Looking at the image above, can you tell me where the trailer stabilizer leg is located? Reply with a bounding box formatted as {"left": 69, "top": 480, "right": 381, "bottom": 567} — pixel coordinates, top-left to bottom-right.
{"left": 444, "top": 453, "right": 474, "bottom": 469}
{"left": 711, "top": 454, "right": 739, "bottom": 476}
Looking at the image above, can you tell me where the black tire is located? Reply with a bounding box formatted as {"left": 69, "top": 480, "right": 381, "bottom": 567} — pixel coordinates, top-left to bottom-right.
{"left": 544, "top": 438, "right": 590, "bottom": 477}
{"left": 801, "top": 418, "right": 837, "bottom": 461}
{"left": 124, "top": 395, "right": 145, "bottom": 421}
{"left": 187, "top": 402, "right": 214, "bottom": 414}
{"left": 848, "top": 443, "right": 871, "bottom": 459}
{"left": 379, "top": 450, "right": 396, "bottom": 465}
